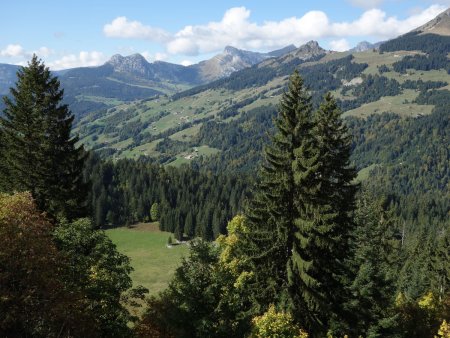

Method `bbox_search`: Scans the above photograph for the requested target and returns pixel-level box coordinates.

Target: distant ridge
[190,44,297,83]
[350,41,383,52]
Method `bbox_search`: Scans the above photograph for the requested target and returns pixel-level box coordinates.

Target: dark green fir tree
[288,93,358,334]
[241,70,313,312]
[241,75,358,336]
[0,55,87,219]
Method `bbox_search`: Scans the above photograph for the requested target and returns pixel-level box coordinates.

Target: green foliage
[0,55,87,219]
[0,192,96,337]
[193,104,275,172]
[349,193,402,337]
[251,305,308,338]
[378,31,450,75]
[53,217,148,337]
[241,71,314,314]
[393,54,450,73]
[151,202,160,221]
[137,239,253,337]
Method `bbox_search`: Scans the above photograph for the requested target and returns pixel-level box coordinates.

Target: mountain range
[0,43,302,117]
[1,8,449,142]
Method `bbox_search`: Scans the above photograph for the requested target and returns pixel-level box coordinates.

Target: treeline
[379,31,450,54]
[86,156,248,239]
[340,76,448,110]
[379,31,450,74]
[339,74,402,110]
[393,53,450,73]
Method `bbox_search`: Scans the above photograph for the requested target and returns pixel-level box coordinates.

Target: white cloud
[141,51,168,62]
[33,46,53,57]
[330,39,350,51]
[180,60,194,66]
[103,16,170,42]
[154,52,168,61]
[48,51,107,70]
[331,5,445,39]
[1,44,53,61]
[347,0,385,9]
[1,44,25,57]
[103,5,445,56]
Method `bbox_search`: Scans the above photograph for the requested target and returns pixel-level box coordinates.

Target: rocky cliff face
[107,53,151,77]
[106,54,198,83]
[292,40,326,59]
[264,40,328,67]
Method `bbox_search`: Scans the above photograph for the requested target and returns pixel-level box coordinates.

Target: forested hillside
[86,155,248,240]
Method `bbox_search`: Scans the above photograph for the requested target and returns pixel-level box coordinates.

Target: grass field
[355,163,380,182]
[342,89,434,118]
[106,222,188,295]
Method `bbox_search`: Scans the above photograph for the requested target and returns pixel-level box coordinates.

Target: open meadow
[106,222,188,295]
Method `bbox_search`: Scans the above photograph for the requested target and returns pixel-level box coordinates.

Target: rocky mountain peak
[108,54,125,66]
[292,40,326,60]
[106,53,150,76]
[223,46,241,54]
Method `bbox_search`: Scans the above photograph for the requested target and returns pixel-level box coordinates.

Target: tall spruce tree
[242,70,313,311]
[242,74,357,336]
[0,55,87,219]
[288,93,357,334]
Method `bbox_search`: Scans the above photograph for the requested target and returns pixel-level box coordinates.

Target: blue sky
[1,0,448,69]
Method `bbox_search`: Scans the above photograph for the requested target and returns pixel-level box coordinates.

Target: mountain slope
[413,7,450,36]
